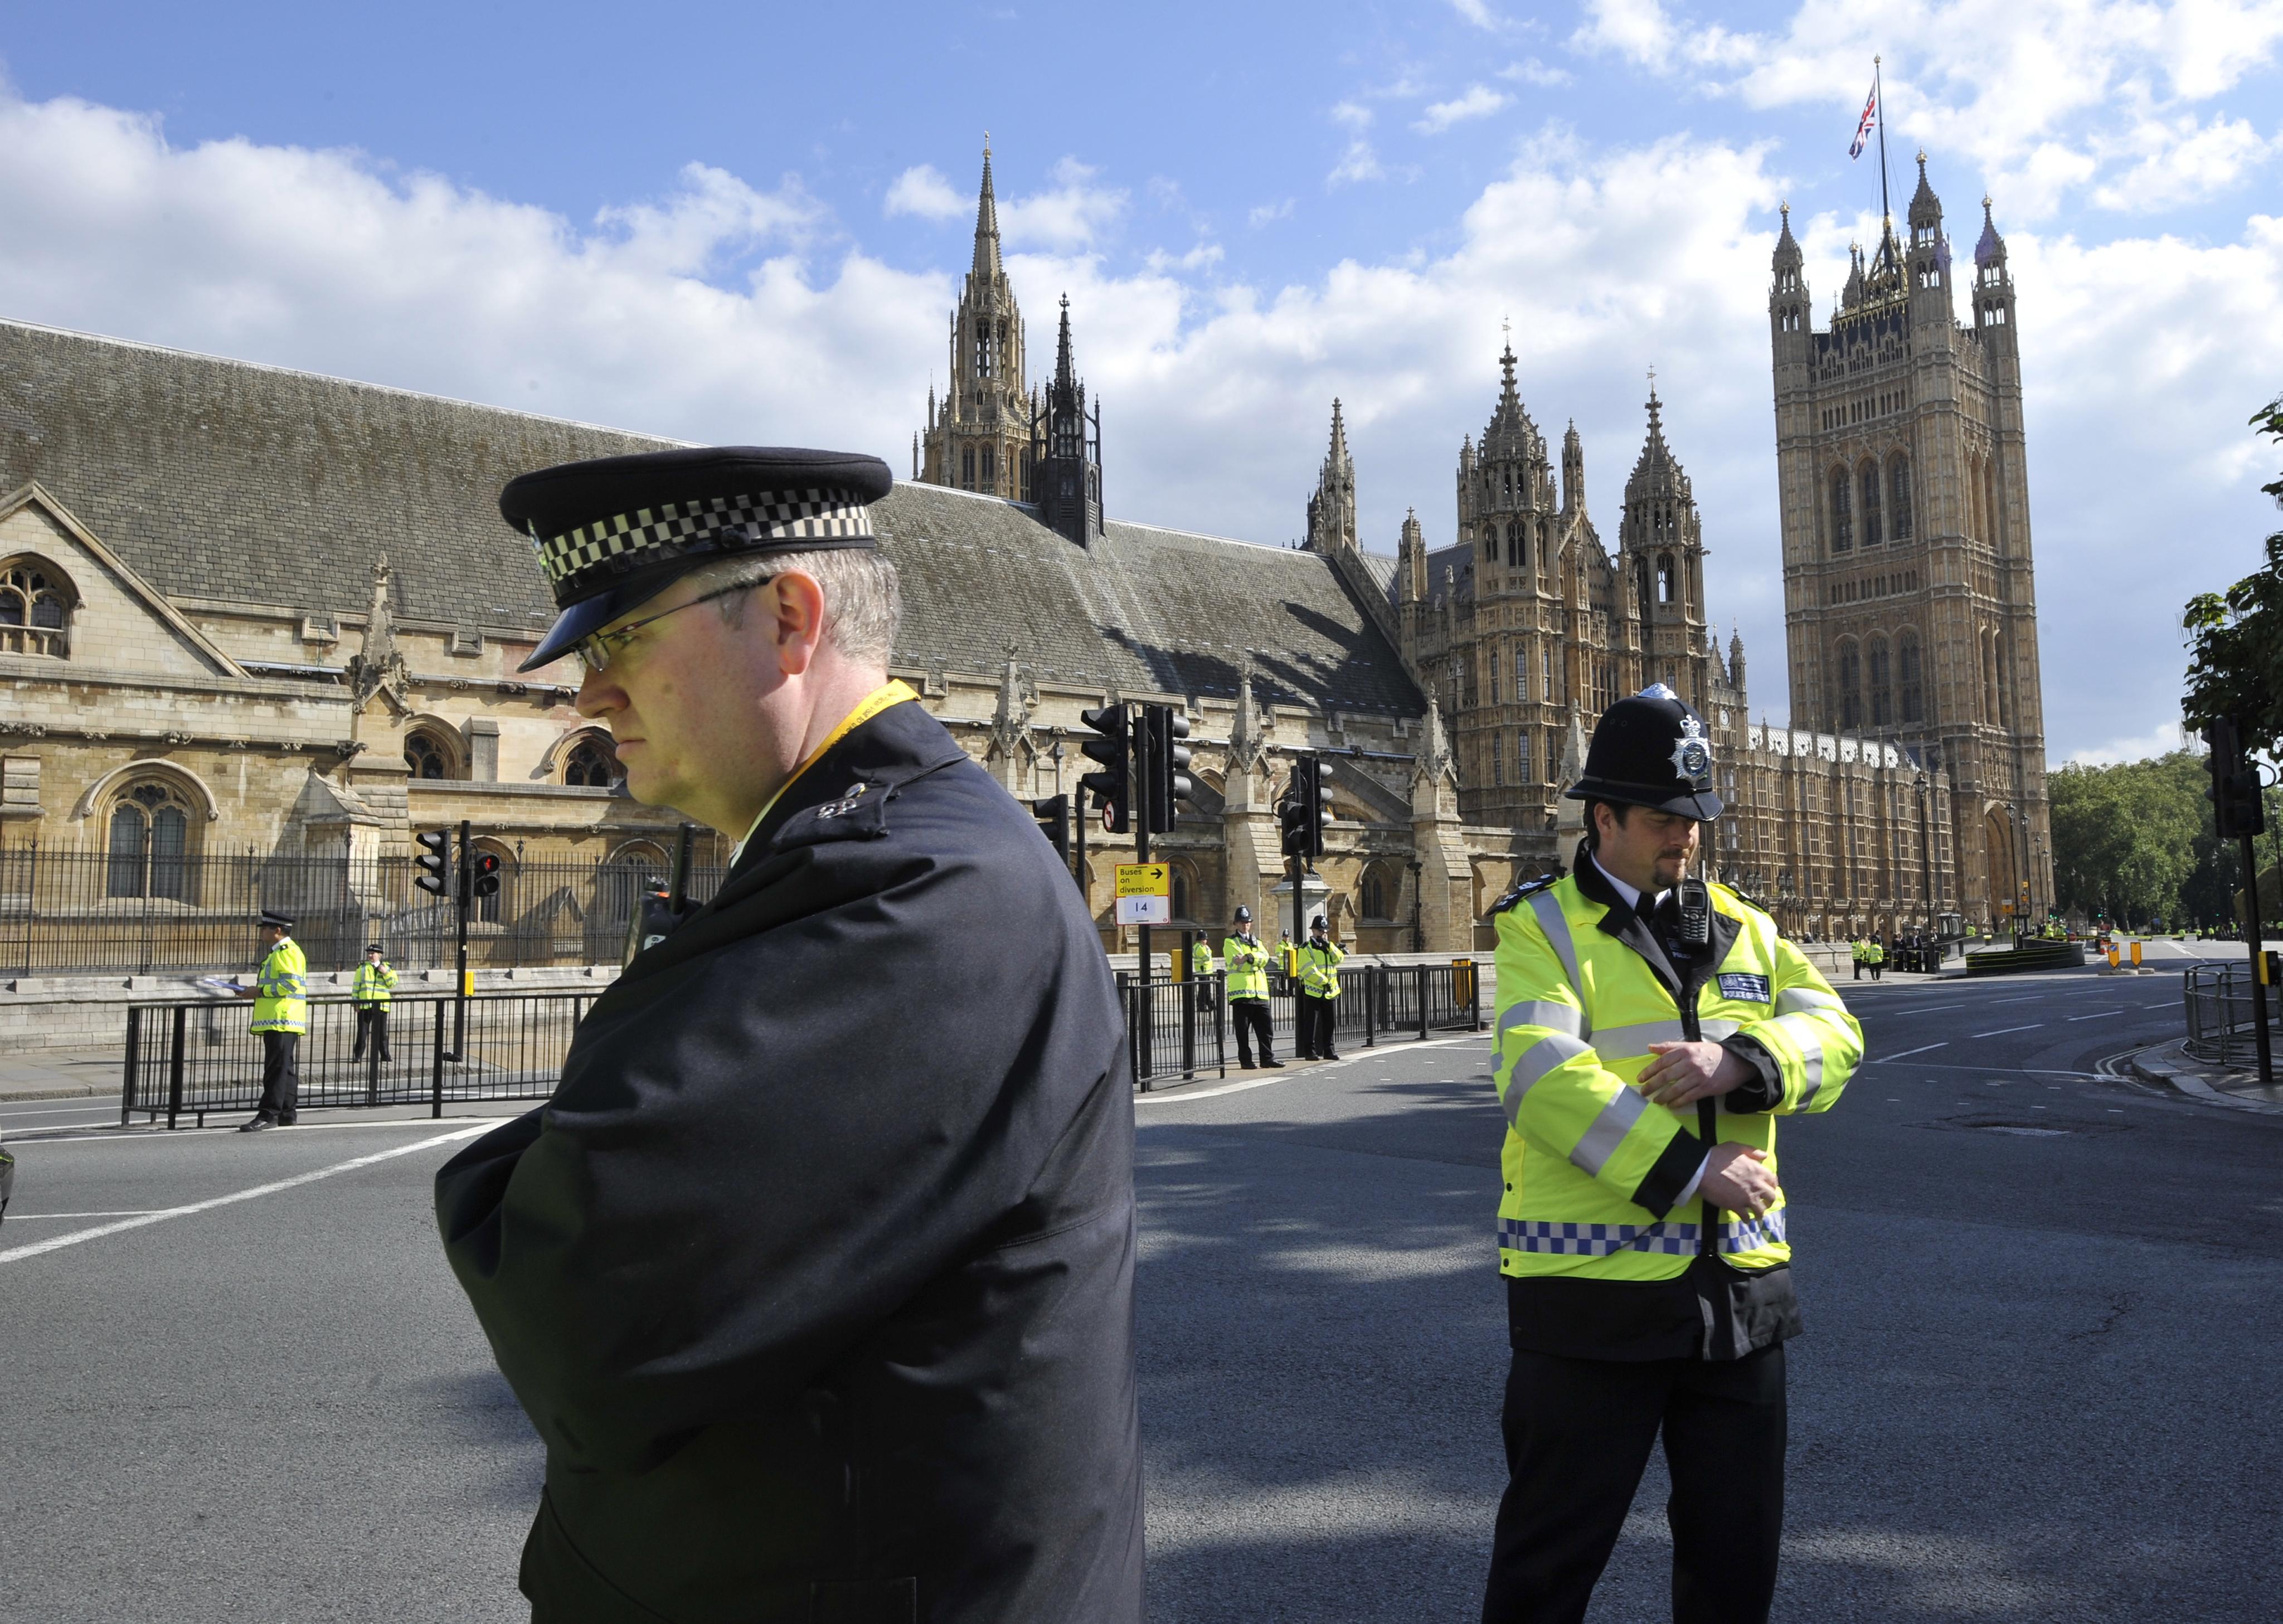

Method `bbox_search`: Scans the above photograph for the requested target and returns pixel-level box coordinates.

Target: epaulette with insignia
[1718,881,1772,916]
[1489,871,1564,915]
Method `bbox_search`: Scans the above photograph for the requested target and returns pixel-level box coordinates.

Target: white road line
[2141,1001,2174,1008]
[2067,1011,2122,1021]
[0,1103,125,1118]
[1971,1024,2043,1037]
[1989,996,2044,1005]
[0,1122,489,1266]
[1873,1043,1950,1062]
[1859,1001,1970,1014]
[2,1209,169,1220]
[1136,1034,1485,1103]
[18,1115,514,1146]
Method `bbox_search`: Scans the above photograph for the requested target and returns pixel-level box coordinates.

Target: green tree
[2183,394,2283,755]
[2051,753,2208,927]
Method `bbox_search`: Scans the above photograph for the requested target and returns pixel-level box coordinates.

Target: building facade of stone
[1769,155,2052,928]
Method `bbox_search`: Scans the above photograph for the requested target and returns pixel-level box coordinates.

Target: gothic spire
[1053,293,1076,391]
[973,137,1003,279]
[1973,193,2008,269]
[1328,397,1349,469]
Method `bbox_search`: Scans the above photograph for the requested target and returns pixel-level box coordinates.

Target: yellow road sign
[1114,863,1170,925]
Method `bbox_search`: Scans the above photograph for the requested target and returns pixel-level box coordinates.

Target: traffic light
[1077,703,1130,834]
[2205,716,2266,838]
[1031,794,1070,862]
[414,829,453,898]
[1279,754,1336,863]
[1302,753,1334,860]
[469,852,503,902]
[1142,704,1193,834]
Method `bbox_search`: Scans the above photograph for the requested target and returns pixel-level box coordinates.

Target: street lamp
[1913,771,1935,932]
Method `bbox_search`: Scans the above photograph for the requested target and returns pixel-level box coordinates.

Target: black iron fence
[2183,963,2282,1067]
[3,848,723,978]
[1119,960,1481,1090]
[120,993,587,1127]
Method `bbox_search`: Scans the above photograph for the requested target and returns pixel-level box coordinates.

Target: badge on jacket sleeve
[1717,971,1771,1004]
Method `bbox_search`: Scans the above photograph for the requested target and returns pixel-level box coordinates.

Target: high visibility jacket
[352,960,399,1007]
[1298,940,1345,998]
[1864,941,1884,965]
[1223,934,1271,999]
[1849,940,1865,964]
[1492,874,1860,1282]
[1190,939,1213,980]
[251,938,309,1035]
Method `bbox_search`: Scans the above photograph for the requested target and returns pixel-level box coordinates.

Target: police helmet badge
[1669,713,1714,790]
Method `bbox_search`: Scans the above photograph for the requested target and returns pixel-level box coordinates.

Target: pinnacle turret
[973,138,1003,279]
[1974,195,2007,269]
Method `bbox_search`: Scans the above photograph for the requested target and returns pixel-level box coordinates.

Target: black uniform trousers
[1296,993,1338,1059]
[255,1031,300,1125]
[1483,1340,1786,1624]
[1231,996,1274,1067]
[351,1006,392,1061]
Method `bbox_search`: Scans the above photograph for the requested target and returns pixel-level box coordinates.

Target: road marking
[0,1103,126,1118]
[1875,1042,1950,1061]
[1989,996,2044,1005]
[17,1115,516,1146]
[1971,1024,2043,1037]
[2,1209,169,1219]
[0,1122,490,1265]
[1858,1001,1970,1015]
[1137,1034,1486,1103]
[2067,1011,2122,1021]
[2141,1001,2173,1008]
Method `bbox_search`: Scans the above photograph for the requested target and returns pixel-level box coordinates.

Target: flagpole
[1874,54,1893,262]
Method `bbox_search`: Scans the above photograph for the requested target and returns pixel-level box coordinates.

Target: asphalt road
[3,962,2279,1621]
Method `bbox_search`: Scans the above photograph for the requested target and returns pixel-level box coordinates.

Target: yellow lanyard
[734,680,920,860]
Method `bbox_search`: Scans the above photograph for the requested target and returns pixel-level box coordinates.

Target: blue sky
[2,1,2280,763]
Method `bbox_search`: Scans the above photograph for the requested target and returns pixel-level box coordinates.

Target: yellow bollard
[2130,940,2142,968]
[2107,948,2120,969]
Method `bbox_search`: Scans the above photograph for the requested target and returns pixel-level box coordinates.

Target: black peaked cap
[499,446,892,541]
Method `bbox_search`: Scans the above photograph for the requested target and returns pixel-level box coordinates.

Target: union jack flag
[1849,81,1878,158]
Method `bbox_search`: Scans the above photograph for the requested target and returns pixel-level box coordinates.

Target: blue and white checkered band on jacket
[530,489,876,603]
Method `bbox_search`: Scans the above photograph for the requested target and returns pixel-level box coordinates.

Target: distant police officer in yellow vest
[349,942,397,1062]
[1221,906,1280,1069]
[1295,915,1346,1061]
[1190,932,1216,1015]
[235,910,307,1131]
[1481,685,1862,1624]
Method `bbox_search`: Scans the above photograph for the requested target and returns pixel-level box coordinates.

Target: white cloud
[1248,198,1296,227]
[2091,113,2276,211]
[2066,719,2185,766]
[1329,138,1386,185]
[1145,243,1225,273]
[1500,57,1574,87]
[1416,85,1512,133]
[882,163,966,221]
[999,156,1127,250]
[1331,100,1373,129]
[1449,0,1499,27]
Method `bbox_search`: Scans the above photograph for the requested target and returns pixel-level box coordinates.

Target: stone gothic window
[405,730,454,780]
[1858,460,1883,546]
[1888,454,1913,540]
[1867,636,1892,727]
[1515,730,1531,783]
[1492,732,1503,786]
[1898,630,1924,723]
[1508,521,1525,568]
[1543,643,1556,702]
[108,781,195,901]
[960,447,976,490]
[1837,639,1862,731]
[1514,645,1528,703]
[1656,554,1675,604]
[564,735,620,787]
[980,445,997,494]
[1829,468,1852,553]
[0,558,73,657]
[973,320,994,379]
[1019,446,1034,502]
[1361,867,1388,921]
[1488,649,1500,705]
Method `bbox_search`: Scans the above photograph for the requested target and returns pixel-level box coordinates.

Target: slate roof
[0,317,1422,718]
[878,487,1422,716]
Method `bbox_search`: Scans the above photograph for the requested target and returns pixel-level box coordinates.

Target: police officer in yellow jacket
[1221,906,1280,1069]
[1295,915,1347,1061]
[1481,686,1861,1624]
[235,909,307,1131]
[349,942,397,1062]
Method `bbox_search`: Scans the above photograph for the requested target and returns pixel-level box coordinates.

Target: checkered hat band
[533,490,875,596]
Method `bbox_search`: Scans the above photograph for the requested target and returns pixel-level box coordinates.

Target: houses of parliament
[0,142,2047,960]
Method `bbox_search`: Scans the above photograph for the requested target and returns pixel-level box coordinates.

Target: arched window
[1984,459,2000,552]
[1836,639,1862,731]
[1507,521,1525,569]
[1169,866,1192,924]
[1888,453,1913,540]
[405,730,454,780]
[1484,526,1497,562]
[563,734,620,787]
[1898,630,1924,723]
[1513,645,1528,703]
[1829,468,1853,553]
[106,781,195,901]
[1361,868,1387,922]
[0,558,74,657]
[1656,554,1675,604]
[1859,460,1883,547]
[1867,636,1892,727]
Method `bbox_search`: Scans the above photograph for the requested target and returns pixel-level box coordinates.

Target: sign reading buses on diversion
[1114,863,1170,926]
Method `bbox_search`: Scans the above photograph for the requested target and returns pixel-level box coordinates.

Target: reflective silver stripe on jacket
[1500,999,1583,1042]
[1496,1207,1788,1258]
[1503,1034,1592,1125]
[1527,891,1582,998]
[1775,986,1846,1016]
[1570,1086,1649,1175]
[1769,1011,1828,1103]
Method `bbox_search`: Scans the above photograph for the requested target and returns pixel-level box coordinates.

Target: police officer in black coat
[435,447,1143,1624]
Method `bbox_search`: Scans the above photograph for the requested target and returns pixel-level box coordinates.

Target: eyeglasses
[575,579,769,673]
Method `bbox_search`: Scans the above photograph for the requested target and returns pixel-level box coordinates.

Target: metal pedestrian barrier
[120,993,587,1128]
[2183,964,2282,1067]
[1118,960,1481,1092]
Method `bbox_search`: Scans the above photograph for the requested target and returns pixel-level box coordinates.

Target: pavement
[6,965,2283,1620]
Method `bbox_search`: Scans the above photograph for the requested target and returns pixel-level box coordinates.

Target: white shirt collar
[1591,854,1668,916]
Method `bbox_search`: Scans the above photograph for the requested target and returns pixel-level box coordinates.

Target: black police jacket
[436,699,1143,1624]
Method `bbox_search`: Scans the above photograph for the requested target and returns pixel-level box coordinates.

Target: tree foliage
[2183,395,2283,754]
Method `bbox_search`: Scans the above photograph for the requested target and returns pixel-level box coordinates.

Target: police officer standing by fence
[434,446,1141,1623]
[1481,685,1862,1624]
[1295,915,1345,1062]
[234,910,305,1131]
[349,942,396,1062]
[1222,906,1280,1069]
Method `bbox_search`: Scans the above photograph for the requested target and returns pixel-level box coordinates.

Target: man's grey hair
[685,548,902,666]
